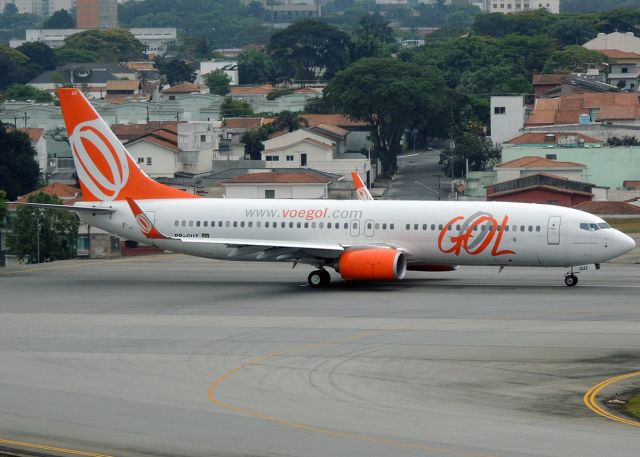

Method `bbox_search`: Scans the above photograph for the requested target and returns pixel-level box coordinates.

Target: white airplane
[19,89,636,287]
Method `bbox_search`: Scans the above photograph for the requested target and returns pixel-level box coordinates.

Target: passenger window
[414,224,419,230]
[233,221,238,228]
[367,223,372,229]
[304,222,309,228]
[536,226,540,232]
[218,221,223,227]
[448,225,452,231]
[456,224,461,231]
[311,222,316,228]
[181,220,186,227]
[390,224,395,230]
[431,224,435,230]
[336,224,340,229]
[297,222,301,228]
[281,222,286,228]
[196,221,201,227]
[248,222,252,228]
[382,223,387,230]
[189,221,193,227]
[344,223,348,229]
[226,221,230,227]
[289,222,293,228]
[327,222,332,228]
[240,221,245,228]
[203,221,208,227]
[520,226,525,232]
[265,222,270,228]
[423,224,427,230]
[438,224,443,230]
[480,225,485,231]
[406,224,410,230]
[375,223,380,229]
[512,225,516,232]
[256,222,261,228]
[528,226,533,232]
[505,225,509,232]
[174,220,179,227]
[319,222,323,228]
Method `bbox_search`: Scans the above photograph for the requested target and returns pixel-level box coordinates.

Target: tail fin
[58,88,198,202]
[351,171,373,201]
[126,198,171,240]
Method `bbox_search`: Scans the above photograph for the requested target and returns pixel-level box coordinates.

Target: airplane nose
[615,231,636,256]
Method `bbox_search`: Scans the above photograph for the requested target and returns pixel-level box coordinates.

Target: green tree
[325,58,446,176]
[441,122,502,178]
[0,189,6,229]
[3,3,18,15]
[219,97,254,118]
[8,192,79,264]
[543,46,607,73]
[268,19,351,80]
[2,84,54,103]
[54,47,98,64]
[43,9,75,29]
[241,127,269,160]
[273,110,301,132]
[156,58,196,85]
[205,69,231,96]
[58,29,145,62]
[0,124,40,200]
[16,42,57,71]
[238,49,274,84]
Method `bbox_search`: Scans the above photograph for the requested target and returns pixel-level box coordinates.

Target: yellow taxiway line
[584,371,640,427]
[0,438,113,457]
[208,330,498,457]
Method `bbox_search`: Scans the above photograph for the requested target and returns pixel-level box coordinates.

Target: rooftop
[161,82,202,94]
[597,49,640,59]
[17,182,81,202]
[505,132,601,145]
[112,122,177,141]
[105,80,141,92]
[496,156,586,169]
[300,114,367,129]
[224,171,331,184]
[526,93,640,126]
[574,201,640,215]
[221,117,273,129]
[16,127,45,142]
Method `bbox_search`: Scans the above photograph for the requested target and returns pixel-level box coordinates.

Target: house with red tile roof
[495,156,587,183]
[487,173,594,207]
[222,171,332,199]
[574,201,640,216]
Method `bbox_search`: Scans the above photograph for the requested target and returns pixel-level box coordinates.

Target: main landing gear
[308,269,331,288]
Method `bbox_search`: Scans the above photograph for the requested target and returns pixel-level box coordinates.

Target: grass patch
[605,218,640,234]
[627,392,640,418]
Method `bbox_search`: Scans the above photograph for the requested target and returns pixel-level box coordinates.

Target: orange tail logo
[351,171,373,201]
[58,88,198,202]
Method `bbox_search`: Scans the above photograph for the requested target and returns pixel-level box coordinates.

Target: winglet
[126,198,170,240]
[351,171,373,201]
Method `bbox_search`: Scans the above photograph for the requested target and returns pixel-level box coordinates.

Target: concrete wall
[224,183,327,199]
[502,146,640,190]
[262,141,332,166]
[490,96,525,145]
[126,141,176,178]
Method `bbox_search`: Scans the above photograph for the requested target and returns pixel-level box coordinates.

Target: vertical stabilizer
[58,88,198,202]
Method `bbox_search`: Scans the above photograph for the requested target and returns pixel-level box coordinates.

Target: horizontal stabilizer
[11,202,115,214]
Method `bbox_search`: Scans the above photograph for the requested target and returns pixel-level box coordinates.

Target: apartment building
[489,0,559,14]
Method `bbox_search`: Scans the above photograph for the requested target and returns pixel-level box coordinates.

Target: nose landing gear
[564,274,578,287]
[308,269,331,288]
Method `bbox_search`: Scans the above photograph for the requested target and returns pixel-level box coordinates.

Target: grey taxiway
[1,255,639,457]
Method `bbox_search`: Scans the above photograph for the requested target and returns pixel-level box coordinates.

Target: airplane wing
[125,198,347,259]
[11,202,115,214]
[351,171,373,201]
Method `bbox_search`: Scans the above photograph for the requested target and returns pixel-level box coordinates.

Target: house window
[286,155,294,161]
[265,189,275,199]
[146,157,152,165]
[137,157,144,163]
[265,155,279,161]
[200,134,207,142]
[494,106,506,114]
[622,67,629,73]
[169,95,175,100]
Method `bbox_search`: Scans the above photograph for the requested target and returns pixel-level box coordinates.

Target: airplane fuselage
[77,198,632,269]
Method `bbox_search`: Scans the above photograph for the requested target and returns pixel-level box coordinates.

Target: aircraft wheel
[308,270,330,288]
[564,274,578,287]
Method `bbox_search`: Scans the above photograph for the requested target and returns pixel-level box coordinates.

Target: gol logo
[69,119,130,201]
[356,187,371,200]
[438,212,515,257]
[135,213,153,234]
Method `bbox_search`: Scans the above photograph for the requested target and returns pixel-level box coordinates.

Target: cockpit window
[597,222,610,229]
[580,223,601,231]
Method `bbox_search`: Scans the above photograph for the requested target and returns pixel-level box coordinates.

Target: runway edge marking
[0,438,113,457]
[584,371,640,427]
[207,330,498,457]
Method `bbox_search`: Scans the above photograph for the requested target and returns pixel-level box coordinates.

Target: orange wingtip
[126,198,170,240]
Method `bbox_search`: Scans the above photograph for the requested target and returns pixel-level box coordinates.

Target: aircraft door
[364,219,375,237]
[350,219,360,237]
[547,216,561,245]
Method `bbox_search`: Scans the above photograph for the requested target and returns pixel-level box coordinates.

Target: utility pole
[35,213,40,264]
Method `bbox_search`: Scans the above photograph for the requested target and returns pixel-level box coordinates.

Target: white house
[261,129,370,178]
[125,129,180,179]
[490,96,525,145]
[488,0,559,14]
[222,171,331,199]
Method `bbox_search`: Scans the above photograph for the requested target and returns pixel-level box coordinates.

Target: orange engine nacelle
[338,249,407,281]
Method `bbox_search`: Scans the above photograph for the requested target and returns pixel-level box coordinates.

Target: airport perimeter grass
[627,393,640,418]
[606,218,640,234]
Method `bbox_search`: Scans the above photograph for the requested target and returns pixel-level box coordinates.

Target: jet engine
[338,248,407,281]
